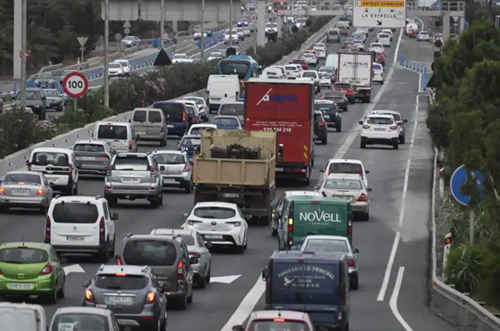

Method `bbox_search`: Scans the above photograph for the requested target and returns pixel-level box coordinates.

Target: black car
[314,111,328,145]
[13,88,46,120]
[314,100,342,132]
[322,91,349,112]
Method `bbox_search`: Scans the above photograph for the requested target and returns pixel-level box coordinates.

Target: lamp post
[104,0,110,107]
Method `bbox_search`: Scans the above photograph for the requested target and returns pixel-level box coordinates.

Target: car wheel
[160,138,166,147]
[39,205,48,215]
[106,195,118,207]
[177,293,188,310]
[187,288,193,304]
[56,278,65,298]
[321,137,327,145]
[350,275,359,290]
[150,194,162,208]
[399,135,405,144]
[108,234,116,257]
[360,141,366,149]
[336,124,342,132]
[98,242,109,263]
[198,272,207,289]
[393,142,399,150]
[185,180,193,193]
[205,266,211,284]
[364,212,370,221]
[43,289,57,304]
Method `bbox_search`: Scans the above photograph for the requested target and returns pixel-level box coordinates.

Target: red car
[332,82,355,104]
[306,50,319,58]
[375,51,385,66]
[289,59,308,70]
[341,42,353,49]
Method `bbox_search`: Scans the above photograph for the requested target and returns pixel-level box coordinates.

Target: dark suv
[116,233,197,309]
[13,88,47,119]
[81,264,168,330]
[314,111,328,145]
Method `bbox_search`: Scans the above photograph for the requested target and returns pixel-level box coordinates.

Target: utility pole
[160,0,165,49]
[229,0,233,47]
[104,0,110,107]
[20,0,27,108]
[200,0,205,60]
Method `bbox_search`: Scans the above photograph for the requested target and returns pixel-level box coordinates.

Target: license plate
[167,125,174,128]
[11,188,30,195]
[223,193,239,198]
[108,296,133,303]
[45,176,59,183]
[79,156,96,160]
[204,234,223,239]
[374,128,386,131]
[8,283,34,290]
[163,178,176,183]
[323,115,330,119]
[276,168,284,172]
[136,131,146,135]
[122,177,139,182]
[66,236,85,241]
[334,196,351,201]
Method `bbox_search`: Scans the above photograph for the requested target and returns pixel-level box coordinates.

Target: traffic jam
[0,14,412,331]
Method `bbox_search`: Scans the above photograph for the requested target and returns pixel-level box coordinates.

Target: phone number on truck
[262,127,292,133]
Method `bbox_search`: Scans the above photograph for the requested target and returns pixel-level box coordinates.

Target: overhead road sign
[353,0,406,28]
[450,165,485,206]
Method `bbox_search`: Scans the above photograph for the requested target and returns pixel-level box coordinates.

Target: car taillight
[358,193,368,202]
[0,188,5,195]
[106,165,115,176]
[348,219,352,234]
[389,125,398,130]
[36,189,44,195]
[85,289,93,302]
[177,260,185,280]
[98,154,110,159]
[348,88,354,92]
[183,162,190,172]
[45,216,51,239]
[319,121,326,126]
[40,264,53,275]
[150,166,155,173]
[347,258,355,267]
[128,140,133,151]
[190,252,201,258]
[362,125,370,129]
[342,98,347,102]
[146,291,155,303]
[68,164,73,175]
[359,171,363,178]
[99,217,105,241]
[288,218,294,246]
[115,255,123,265]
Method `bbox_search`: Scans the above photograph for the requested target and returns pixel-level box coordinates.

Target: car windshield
[213,117,239,127]
[3,173,41,184]
[117,61,128,67]
[303,239,349,252]
[51,314,109,331]
[97,125,128,140]
[373,64,383,70]
[315,103,336,112]
[302,72,316,78]
[123,240,177,266]
[324,178,363,190]
[184,97,205,105]
[158,234,195,245]
[52,203,99,224]
[0,248,49,264]
[193,207,236,219]
[38,73,53,79]
[44,90,58,97]
[285,65,298,71]
[94,274,148,290]
[367,117,393,124]
[320,68,333,73]
[180,137,201,147]
[109,63,120,68]
[379,34,389,38]
[328,162,362,175]
[174,54,187,59]
[153,153,185,164]
[32,152,69,166]
[24,91,41,100]
[113,155,149,171]
[73,144,106,152]
[302,54,313,58]
[248,320,310,331]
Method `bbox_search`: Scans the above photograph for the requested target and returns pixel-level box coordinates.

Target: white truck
[337,51,373,103]
[0,302,46,331]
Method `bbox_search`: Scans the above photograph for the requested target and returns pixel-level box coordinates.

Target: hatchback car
[150,228,213,288]
[321,91,348,112]
[0,242,65,303]
[370,110,408,144]
[332,82,355,103]
[50,307,126,331]
[314,99,342,132]
[0,171,54,214]
[104,153,163,208]
[177,135,201,164]
[218,102,244,123]
[183,96,209,121]
[73,140,114,177]
[320,158,370,189]
[212,115,242,130]
[151,150,193,193]
[326,28,341,42]
[81,265,168,327]
[115,234,196,309]
[313,111,328,145]
[43,89,64,112]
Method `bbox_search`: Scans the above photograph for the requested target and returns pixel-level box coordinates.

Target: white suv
[359,114,399,149]
[44,195,118,262]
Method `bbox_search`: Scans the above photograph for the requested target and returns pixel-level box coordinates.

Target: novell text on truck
[337,51,373,103]
[244,79,315,185]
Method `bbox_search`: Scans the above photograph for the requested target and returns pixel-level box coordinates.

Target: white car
[193,31,208,40]
[313,47,326,59]
[265,22,278,35]
[224,30,240,44]
[263,70,280,79]
[370,110,408,144]
[207,51,224,62]
[108,62,124,76]
[368,42,384,53]
[359,114,400,149]
[301,53,317,66]
[300,70,320,92]
[319,158,369,189]
[319,72,331,88]
[337,21,350,29]
[172,53,194,64]
[182,202,249,253]
[352,40,365,51]
[187,123,217,136]
[183,96,209,121]
[373,63,384,84]
[417,31,431,42]
[268,66,287,78]
[285,64,302,79]
[45,195,118,261]
[114,59,131,75]
[380,28,393,41]
[235,28,246,41]
[377,33,391,47]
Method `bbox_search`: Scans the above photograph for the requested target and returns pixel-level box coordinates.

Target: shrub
[444,243,487,293]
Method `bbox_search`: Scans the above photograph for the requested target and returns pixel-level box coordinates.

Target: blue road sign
[450,165,485,206]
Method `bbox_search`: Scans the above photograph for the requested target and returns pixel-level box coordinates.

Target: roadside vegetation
[428,18,500,309]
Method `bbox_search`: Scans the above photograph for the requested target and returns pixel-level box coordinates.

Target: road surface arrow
[64,264,85,276]
[377,20,382,25]
[210,275,242,284]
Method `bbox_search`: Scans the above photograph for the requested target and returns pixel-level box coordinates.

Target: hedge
[0,16,331,160]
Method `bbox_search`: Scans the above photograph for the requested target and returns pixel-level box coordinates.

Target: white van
[27,147,79,195]
[0,303,46,331]
[325,53,339,70]
[93,121,137,153]
[206,75,240,113]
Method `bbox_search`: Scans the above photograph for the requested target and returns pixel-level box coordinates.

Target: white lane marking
[376,94,420,302]
[393,28,404,66]
[211,275,242,284]
[389,267,414,331]
[64,264,85,276]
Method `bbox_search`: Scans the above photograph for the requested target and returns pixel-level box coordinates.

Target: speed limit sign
[63,72,89,98]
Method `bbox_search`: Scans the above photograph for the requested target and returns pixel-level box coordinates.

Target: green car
[0,242,65,303]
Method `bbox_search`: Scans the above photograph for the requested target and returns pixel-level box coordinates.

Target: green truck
[278,196,352,250]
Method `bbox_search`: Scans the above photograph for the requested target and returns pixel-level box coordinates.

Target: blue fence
[399,54,429,91]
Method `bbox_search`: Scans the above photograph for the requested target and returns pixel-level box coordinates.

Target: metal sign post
[77,37,88,68]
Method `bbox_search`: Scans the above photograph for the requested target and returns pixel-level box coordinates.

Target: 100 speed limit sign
[63,72,89,98]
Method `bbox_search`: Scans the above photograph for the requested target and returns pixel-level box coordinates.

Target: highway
[0,22,456,331]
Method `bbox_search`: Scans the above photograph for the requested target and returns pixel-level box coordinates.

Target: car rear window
[73,144,105,152]
[152,153,185,164]
[3,173,41,184]
[94,274,148,290]
[213,117,239,128]
[113,155,149,171]
[303,239,349,253]
[123,240,177,266]
[97,124,128,140]
[0,248,48,263]
[248,320,310,331]
[329,30,338,35]
[334,83,351,88]
[367,117,393,124]
[373,64,383,70]
[32,152,69,166]
[153,102,184,122]
[133,110,147,122]
[148,111,162,123]
[51,314,109,331]
[379,113,401,121]
[324,178,363,189]
[52,203,99,224]
[219,103,243,116]
[328,162,362,175]
[193,207,236,219]
[379,34,389,38]
[314,103,337,112]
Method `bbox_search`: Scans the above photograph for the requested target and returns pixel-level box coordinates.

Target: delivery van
[206,75,240,113]
[0,302,47,331]
[278,196,352,250]
[262,251,350,331]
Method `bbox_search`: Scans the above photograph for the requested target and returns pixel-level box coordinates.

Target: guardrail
[431,148,500,330]
[0,17,336,179]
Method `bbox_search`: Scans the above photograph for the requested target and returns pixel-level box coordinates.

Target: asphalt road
[0,23,455,331]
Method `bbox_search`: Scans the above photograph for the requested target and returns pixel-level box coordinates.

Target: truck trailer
[337,51,373,103]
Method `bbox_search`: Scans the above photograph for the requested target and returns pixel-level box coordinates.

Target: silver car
[151,150,193,193]
[43,88,64,112]
[150,228,213,288]
[183,96,209,121]
[50,307,132,331]
[104,153,163,208]
[73,139,114,176]
[218,101,244,123]
[0,171,54,214]
[300,235,360,289]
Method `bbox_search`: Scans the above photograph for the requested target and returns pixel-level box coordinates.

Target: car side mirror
[358,120,363,124]
[189,256,199,264]
[354,248,360,253]
[111,150,117,155]
[319,168,325,173]
[161,282,169,292]
[206,241,213,249]
[232,326,244,331]
[365,170,370,174]
[262,268,269,280]
[128,119,131,123]
[112,213,119,221]
[82,280,91,287]
[367,187,373,192]
[183,212,189,217]
[403,119,408,123]
[26,160,30,166]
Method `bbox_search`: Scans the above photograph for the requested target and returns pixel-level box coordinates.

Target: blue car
[178,135,201,164]
[211,115,242,130]
[314,100,342,132]
[152,101,189,136]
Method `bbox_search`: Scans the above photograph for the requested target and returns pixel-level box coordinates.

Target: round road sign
[63,72,89,98]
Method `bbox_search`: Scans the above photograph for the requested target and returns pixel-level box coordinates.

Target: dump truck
[193,129,277,224]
